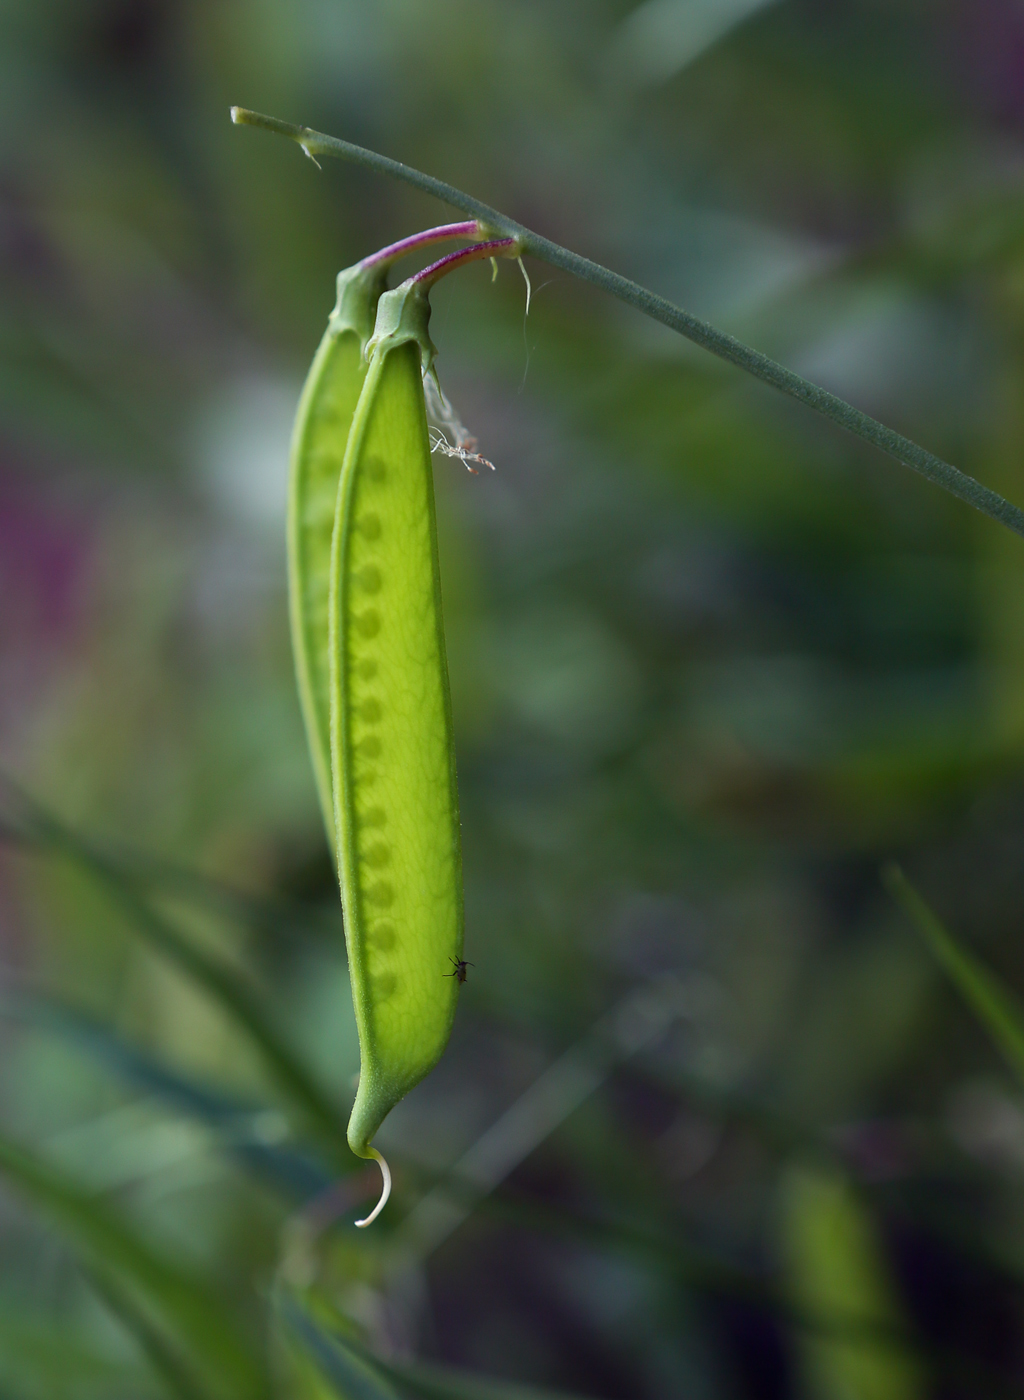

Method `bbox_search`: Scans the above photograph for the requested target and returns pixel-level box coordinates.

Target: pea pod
[329,281,463,1215]
[288,262,386,848]
[288,224,478,850]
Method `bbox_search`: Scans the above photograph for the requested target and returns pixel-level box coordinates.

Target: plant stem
[360,221,479,270]
[231,106,1024,542]
[413,238,518,287]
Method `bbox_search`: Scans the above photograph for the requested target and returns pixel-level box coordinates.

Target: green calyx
[364,279,437,378]
[327,261,390,353]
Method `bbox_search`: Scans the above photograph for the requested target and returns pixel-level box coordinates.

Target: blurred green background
[3,1,1024,1396]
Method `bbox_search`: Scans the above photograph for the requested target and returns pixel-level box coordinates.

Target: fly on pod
[288,230,520,1225]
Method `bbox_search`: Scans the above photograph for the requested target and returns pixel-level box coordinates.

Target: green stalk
[231,106,1024,543]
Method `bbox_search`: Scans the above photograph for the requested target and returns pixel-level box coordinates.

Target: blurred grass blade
[0,768,339,945]
[0,1311,148,1397]
[0,1130,266,1399]
[278,1293,598,1400]
[3,993,334,1201]
[393,980,678,1261]
[884,864,1024,1086]
[609,0,781,88]
[277,1292,403,1400]
[388,1359,600,1400]
[779,1163,926,1400]
[0,778,345,1151]
[85,1266,216,1400]
[74,873,343,1151]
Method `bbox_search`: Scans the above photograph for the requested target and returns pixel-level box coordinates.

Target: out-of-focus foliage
[779,1164,924,1400]
[2,0,1024,1395]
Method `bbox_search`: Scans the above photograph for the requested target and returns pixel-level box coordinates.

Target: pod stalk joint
[365,238,522,378]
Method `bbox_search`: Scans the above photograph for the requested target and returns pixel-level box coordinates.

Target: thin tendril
[354,1150,392,1228]
[230,107,1024,543]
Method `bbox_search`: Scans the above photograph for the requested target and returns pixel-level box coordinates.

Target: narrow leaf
[0,1130,266,1399]
[277,1293,403,1400]
[278,1295,598,1400]
[884,864,1024,1087]
[0,1311,147,1400]
[779,1163,925,1400]
[4,993,334,1201]
[85,1266,216,1400]
[89,875,342,1150]
[1,782,345,1152]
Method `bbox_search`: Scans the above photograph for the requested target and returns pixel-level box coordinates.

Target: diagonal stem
[231,106,1024,542]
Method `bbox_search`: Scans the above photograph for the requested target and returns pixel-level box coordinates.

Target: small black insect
[444,957,474,984]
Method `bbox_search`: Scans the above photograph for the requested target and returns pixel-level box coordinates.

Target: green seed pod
[288,224,479,854]
[288,262,387,851]
[329,280,462,1212]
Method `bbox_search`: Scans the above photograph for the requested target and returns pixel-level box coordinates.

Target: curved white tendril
[518,256,532,315]
[354,1150,391,1228]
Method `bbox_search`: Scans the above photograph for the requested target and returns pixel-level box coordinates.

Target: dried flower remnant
[424,372,495,474]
